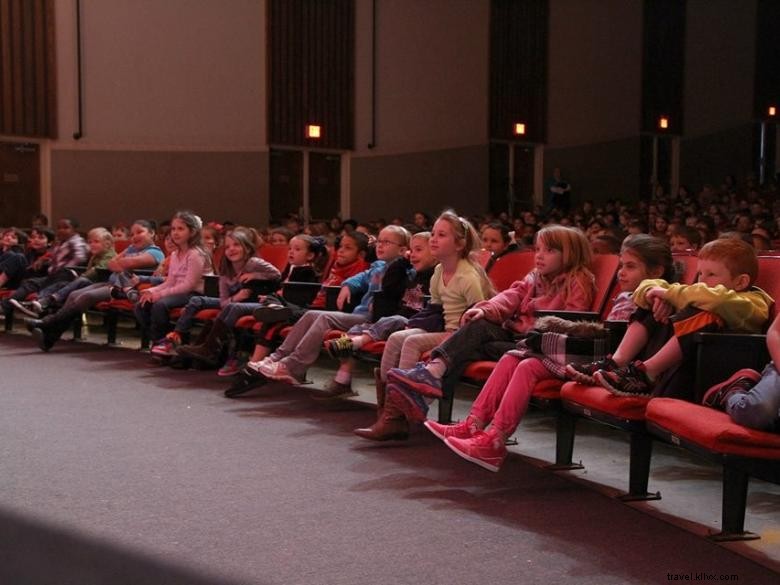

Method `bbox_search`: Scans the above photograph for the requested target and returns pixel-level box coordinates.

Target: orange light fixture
[306,124,321,139]
[769,106,777,117]
[513,122,526,136]
[659,116,669,130]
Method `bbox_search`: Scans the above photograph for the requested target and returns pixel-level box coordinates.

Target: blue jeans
[174,295,222,334]
[726,363,780,432]
[49,276,94,306]
[134,293,193,342]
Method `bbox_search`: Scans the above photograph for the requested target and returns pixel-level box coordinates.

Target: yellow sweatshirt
[632,279,774,333]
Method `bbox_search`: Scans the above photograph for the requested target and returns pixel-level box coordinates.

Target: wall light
[658,116,669,130]
[513,123,526,136]
[769,106,777,117]
[306,124,322,139]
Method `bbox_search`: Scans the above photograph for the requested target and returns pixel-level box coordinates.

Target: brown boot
[176,319,230,367]
[374,367,386,411]
[354,402,409,441]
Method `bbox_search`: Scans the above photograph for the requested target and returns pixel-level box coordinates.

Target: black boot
[176,319,230,367]
[224,370,267,398]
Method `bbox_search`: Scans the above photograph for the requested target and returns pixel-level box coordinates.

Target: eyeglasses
[376,239,403,247]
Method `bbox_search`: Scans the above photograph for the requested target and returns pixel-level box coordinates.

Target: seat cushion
[646,398,780,459]
[462,360,496,382]
[560,381,650,421]
[234,315,256,329]
[360,340,386,355]
[531,378,564,400]
[192,308,220,321]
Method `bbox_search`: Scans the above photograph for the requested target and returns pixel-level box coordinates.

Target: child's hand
[651,297,674,324]
[107,257,124,272]
[138,290,154,306]
[644,286,668,303]
[129,275,140,287]
[461,307,485,324]
[336,286,351,310]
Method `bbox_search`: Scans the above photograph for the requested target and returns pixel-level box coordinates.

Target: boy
[668,225,701,253]
[702,313,780,432]
[590,238,772,399]
[3,218,88,315]
[248,225,411,395]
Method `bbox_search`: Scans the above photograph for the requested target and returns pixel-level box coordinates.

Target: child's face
[28,231,49,251]
[429,219,463,261]
[2,230,18,248]
[335,235,362,266]
[288,237,314,265]
[130,224,154,248]
[224,235,246,264]
[169,218,192,249]
[617,250,656,293]
[112,228,129,241]
[202,230,218,252]
[480,228,507,254]
[56,219,75,242]
[375,228,406,261]
[409,236,435,272]
[697,258,746,291]
[669,235,693,253]
[88,236,108,255]
[270,232,289,246]
[534,238,563,277]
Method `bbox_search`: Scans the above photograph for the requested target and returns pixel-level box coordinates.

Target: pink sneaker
[257,359,304,385]
[424,418,478,442]
[445,430,507,472]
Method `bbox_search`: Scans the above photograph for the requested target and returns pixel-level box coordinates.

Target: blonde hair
[87,227,114,251]
[535,224,594,304]
[411,231,431,244]
[381,224,412,247]
[436,210,495,297]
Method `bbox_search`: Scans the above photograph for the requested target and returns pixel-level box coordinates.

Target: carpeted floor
[1,334,778,585]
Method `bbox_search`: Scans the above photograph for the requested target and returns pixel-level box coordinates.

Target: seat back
[756,255,780,321]
[114,239,132,254]
[258,244,289,272]
[672,252,699,285]
[486,250,535,292]
[476,249,493,268]
[590,253,620,314]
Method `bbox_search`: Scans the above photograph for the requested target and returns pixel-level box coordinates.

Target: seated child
[586,238,772,399]
[702,312,780,433]
[481,222,521,271]
[0,228,29,289]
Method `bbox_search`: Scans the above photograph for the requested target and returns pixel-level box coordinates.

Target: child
[481,222,520,271]
[201,223,222,254]
[112,224,130,242]
[25,220,165,351]
[150,226,281,359]
[669,225,701,253]
[134,211,212,347]
[590,238,772,399]
[15,227,117,318]
[702,313,780,433]
[224,232,370,397]
[352,213,495,441]
[386,225,596,409]
[250,226,411,388]
[268,227,294,247]
[4,218,88,315]
[0,228,28,289]
[176,234,327,369]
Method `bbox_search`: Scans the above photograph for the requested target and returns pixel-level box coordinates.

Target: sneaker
[424,418,478,442]
[594,360,654,397]
[312,379,357,401]
[565,357,619,385]
[387,362,443,399]
[257,359,304,385]
[224,371,267,398]
[245,356,272,374]
[385,384,429,423]
[150,333,181,357]
[325,335,354,359]
[445,430,507,472]
[9,299,43,318]
[702,368,761,410]
[217,354,248,377]
[252,303,293,324]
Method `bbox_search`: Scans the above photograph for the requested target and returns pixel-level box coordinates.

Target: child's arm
[238,257,282,283]
[474,273,533,324]
[146,251,208,301]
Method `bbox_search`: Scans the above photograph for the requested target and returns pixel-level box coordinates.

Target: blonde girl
[384,225,596,455]
[134,211,212,345]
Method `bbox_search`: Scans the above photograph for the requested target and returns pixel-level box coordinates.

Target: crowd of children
[1,175,779,473]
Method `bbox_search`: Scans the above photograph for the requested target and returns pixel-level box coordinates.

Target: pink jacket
[474,269,595,334]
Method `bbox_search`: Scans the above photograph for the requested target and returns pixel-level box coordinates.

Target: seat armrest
[324,286,358,313]
[281,281,322,307]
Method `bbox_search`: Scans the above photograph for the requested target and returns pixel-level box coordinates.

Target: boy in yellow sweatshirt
[591,238,773,398]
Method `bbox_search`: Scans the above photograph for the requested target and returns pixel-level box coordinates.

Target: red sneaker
[445,430,507,472]
[424,418,478,442]
[702,368,761,410]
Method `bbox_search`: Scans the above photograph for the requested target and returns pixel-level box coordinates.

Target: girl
[26,220,165,351]
[150,226,281,358]
[134,211,212,348]
[425,235,674,471]
[352,213,495,441]
[176,233,327,370]
[224,231,370,396]
[385,225,596,434]
[481,222,520,271]
[0,228,28,289]
[201,223,222,254]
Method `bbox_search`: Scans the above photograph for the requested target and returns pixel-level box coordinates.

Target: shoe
[385,384,429,423]
[702,368,761,410]
[594,360,654,397]
[24,318,44,333]
[30,327,54,352]
[325,335,354,359]
[245,356,272,374]
[387,362,443,399]
[424,418,478,442]
[312,379,358,401]
[257,360,304,385]
[445,430,507,472]
[353,412,410,441]
[565,357,619,385]
[217,354,248,377]
[109,286,127,300]
[9,299,42,318]
[252,303,293,324]
[224,371,267,398]
[150,333,180,357]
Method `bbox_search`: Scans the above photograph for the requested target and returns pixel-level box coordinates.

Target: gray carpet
[1,335,777,585]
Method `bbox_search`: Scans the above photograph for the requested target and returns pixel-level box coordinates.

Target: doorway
[489,142,536,217]
[0,142,40,227]
[269,148,342,223]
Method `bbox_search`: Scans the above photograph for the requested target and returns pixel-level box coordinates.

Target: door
[0,142,40,227]
[308,152,340,220]
[269,149,303,221]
